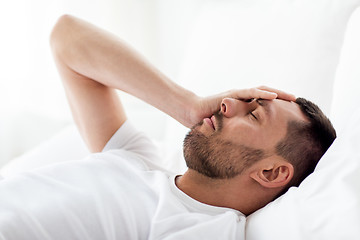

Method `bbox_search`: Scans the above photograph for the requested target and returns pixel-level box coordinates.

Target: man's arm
[50,15,295,152]
[50,15,198,152]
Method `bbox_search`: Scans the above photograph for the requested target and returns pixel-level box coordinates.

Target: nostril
[221,103,226,113]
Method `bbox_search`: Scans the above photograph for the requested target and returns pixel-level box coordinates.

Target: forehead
[252,99,307,149]
[268,99,306,123]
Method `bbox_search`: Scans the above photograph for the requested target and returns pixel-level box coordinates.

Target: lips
[204,117,215,130]
[211,115,216,129]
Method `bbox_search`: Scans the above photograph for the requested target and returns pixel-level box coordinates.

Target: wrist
[171,87,200,128]
[182,93,202,128]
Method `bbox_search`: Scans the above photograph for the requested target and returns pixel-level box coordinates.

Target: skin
[183,98,308,179]
[198,98,306,150]
[50,15,298,216]
[178,98,308,215]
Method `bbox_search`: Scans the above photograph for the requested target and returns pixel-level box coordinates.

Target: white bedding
[2,0,360,239]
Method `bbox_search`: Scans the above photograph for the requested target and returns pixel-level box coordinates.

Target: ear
[250,161,294,188]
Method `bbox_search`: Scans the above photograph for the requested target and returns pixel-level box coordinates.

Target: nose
[220,98,255,118]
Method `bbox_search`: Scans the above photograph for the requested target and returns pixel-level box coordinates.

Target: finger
[257,86,296,101]
[232,88,277,100]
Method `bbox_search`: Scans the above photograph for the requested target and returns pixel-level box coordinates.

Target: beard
[183,113,266,179]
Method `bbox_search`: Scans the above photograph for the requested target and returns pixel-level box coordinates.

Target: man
[0,15,335,239]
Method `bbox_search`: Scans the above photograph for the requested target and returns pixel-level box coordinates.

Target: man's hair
[275,97,336,189]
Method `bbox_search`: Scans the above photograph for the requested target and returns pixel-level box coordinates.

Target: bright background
[1,0,360,167]
[0,0,206,166]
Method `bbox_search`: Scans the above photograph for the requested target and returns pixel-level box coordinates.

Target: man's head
[274,98,336,190]
[183,97,336,200]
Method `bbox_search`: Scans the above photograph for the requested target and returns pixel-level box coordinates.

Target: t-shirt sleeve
[101,120,161,166]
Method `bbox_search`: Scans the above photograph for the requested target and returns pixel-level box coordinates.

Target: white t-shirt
[0,121,246,240]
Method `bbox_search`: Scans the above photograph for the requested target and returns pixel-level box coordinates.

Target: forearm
[50,15,198,127]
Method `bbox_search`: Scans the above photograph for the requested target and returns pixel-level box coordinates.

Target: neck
[176,169,263,215]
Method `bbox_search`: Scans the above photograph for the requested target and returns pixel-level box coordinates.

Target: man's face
[183,98,307,179]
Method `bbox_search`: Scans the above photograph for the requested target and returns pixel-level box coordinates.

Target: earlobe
[250,163,294,188]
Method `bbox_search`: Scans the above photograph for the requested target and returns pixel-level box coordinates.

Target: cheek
[221,122,257,142]
[249,133,271,149]
[221,123,276,150]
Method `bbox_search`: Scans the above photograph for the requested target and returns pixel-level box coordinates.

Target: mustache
[213,111,223,131]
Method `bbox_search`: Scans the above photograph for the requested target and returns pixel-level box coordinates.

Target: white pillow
[246,106,360,240]
[331,7,360,130]
[178,0,359,114]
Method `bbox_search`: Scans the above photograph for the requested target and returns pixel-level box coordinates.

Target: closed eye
[250,111,257,120]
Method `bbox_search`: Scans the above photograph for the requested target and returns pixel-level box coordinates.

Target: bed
[2,1,360,239]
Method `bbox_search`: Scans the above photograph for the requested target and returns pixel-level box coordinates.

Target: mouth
[211,115,216,129]
[204,116,215,130]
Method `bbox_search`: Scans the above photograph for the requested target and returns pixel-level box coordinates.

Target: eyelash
[250,111,257,120]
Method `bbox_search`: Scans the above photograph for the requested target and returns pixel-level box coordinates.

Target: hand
[184,86,296,128]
